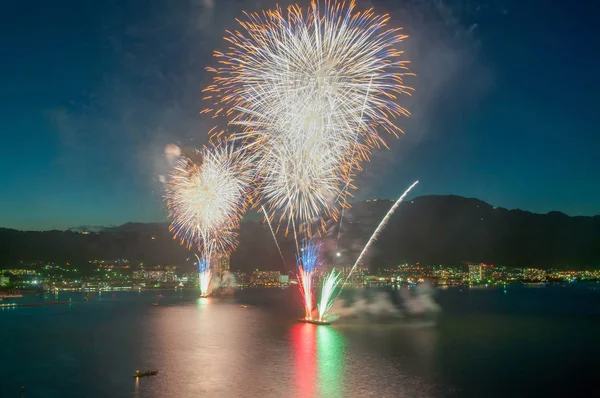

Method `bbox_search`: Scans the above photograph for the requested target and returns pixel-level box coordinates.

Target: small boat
[151,302,159,307]
[132,370,158,378]
[1,294,23,299]
[241,305,248,309]
[83,292,95,301]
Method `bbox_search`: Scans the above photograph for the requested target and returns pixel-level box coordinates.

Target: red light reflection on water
[291,323,317,398]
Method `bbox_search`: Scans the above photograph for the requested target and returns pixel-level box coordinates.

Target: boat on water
[241,305,248,309]
[1,294,23,298]
[297,318,331,325]
[83,292,95,301]
[132,370,158,378]
[152,302,160,306]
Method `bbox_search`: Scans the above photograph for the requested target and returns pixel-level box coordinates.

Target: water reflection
[291,324,317,397]
[337,322,439,377]
[317,327,345,398]
[196,297,210,307]
[291,324,347,398]
[1,290,444,397]
[133,377,140,398]
[148,296,258,396]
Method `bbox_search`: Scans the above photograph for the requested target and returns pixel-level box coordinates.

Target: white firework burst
[165,143,254,255]
[204,0,412,234]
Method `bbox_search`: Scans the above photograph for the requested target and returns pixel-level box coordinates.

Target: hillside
[1,195,598,271]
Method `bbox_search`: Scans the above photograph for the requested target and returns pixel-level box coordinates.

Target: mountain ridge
[1,195,599,271]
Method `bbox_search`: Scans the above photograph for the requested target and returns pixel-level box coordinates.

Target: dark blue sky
[1,0,598,230]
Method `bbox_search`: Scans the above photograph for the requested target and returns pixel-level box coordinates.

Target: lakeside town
[2,257,599,294]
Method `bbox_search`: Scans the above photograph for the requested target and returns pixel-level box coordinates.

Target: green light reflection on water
[196,297,210,308]
[317,327,345,398]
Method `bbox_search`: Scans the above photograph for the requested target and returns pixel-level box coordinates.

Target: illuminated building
[523,268,546,282]
[132,270,176,283]
[0,275,9,287]
[212,254,231,279]
[251,270,281,286]
[233,272,249,285]
[337,265,367,285]
[4,269,37,276]
[132,270,145,280]
[468,263,483,284]
[468,263,493,284]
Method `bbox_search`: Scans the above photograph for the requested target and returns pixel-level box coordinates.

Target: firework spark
[318,269,342,322]
[262,205,286,267]
[195,255,213,297]
[258,138,349,236]
[204,0,412,233]
[165,143,253,255]
[297,241,321,320]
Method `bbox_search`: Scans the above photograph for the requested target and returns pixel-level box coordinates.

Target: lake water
[1,284,600,397]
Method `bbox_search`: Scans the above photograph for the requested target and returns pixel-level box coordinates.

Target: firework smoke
[328,284,440,322]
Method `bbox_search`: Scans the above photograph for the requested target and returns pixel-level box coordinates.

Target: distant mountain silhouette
[1,195,598,272]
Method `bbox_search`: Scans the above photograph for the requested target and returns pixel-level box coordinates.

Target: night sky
[1,0,598,231]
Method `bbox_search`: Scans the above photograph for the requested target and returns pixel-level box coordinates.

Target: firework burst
[204,0,412,233]
[258,138,348,235]
[164,143,254,255]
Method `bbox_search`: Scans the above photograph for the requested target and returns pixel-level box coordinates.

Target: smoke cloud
[328,283,441,322]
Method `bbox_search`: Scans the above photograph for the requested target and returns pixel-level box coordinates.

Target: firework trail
[204,0,412,234]
[344,180,419,284]
[195,254,213,297]
[297,241,321,320]
[318,269,342,322]
[262,205,286,267]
